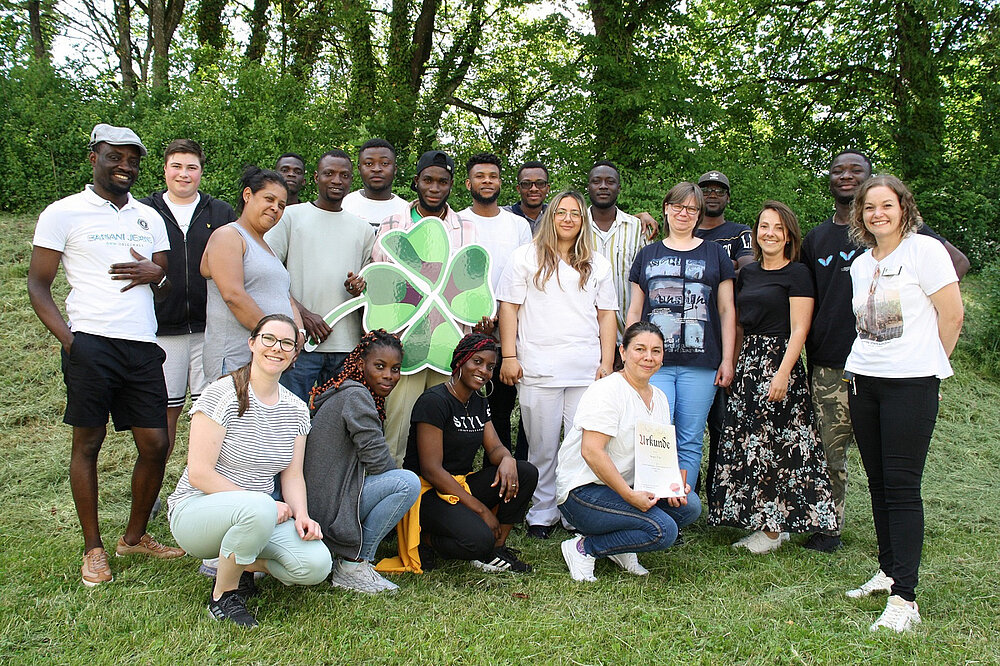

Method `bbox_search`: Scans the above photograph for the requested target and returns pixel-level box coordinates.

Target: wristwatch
[156,273,168,289]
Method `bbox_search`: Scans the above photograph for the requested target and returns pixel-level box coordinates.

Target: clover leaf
[307,217,496,375]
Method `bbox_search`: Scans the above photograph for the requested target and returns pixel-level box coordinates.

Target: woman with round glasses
[168,314,332,628]
[497,191,618,539]
[202,165,302,381]
[626,181,736,507]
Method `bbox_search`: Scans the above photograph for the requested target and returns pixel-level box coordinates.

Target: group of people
[28,123,966,634]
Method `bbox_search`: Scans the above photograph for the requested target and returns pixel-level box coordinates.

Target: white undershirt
[165,193,200,236]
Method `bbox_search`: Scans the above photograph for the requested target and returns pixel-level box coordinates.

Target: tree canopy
[1,0,997,266]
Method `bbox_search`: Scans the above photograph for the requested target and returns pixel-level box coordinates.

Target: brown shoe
[82,547,114,587]
[115,533,185,559]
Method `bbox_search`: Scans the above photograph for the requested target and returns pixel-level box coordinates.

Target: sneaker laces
[85,549,110,573]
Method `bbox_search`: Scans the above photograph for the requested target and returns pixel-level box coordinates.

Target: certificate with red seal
[633,420,684,498]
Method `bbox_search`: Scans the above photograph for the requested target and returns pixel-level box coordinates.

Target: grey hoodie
[303,380,397,560]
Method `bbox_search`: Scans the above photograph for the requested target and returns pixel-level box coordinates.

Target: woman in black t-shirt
[403,334,538,572]
[707,201,837,554]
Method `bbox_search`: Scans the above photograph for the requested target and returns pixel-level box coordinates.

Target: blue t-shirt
[629,240,735,369]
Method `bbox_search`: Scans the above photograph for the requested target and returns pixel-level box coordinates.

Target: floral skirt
[707,334,837,533]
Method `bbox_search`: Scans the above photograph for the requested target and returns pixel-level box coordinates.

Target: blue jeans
[280,351,348,402]
[357,469,420,561]
[558,484,701,557]
[649,365,718,489]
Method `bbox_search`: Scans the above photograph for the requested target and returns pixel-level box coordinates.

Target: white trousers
[518,384,587,527]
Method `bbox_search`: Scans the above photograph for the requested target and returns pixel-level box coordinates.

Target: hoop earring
[480,379,494,398]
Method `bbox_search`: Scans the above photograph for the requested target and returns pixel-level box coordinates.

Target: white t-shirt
[845,233,958,379]
[496,243,618,387]
[459,207,532,291]
[555,372,671,505]
[264,203,375,352]
[342,190,410,230]
[32,186,170,342]
[164,193,200,236]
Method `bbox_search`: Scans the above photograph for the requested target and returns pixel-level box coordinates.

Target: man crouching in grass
[27,123,185,587]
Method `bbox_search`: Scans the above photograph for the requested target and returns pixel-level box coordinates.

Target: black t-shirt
[629,240,735,369]
[403,383,491,476]
[736,261,814,336]
[801,217,947,368]
[695,220,753,263]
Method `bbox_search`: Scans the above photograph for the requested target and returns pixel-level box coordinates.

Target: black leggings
[848,374,939,602]
[420,461,538,561]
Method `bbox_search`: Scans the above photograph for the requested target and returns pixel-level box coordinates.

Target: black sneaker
[207,589,258,628]
[235,571,259,600]
[417,543,438,571]
[471,546,532,573]
[802,533,843,553]
[526,524,553,540]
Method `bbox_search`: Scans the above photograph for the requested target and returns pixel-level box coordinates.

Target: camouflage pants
[810,365,854,535]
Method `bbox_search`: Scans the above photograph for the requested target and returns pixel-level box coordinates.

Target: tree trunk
[340,0,378,116]
[114,0,136,95]
[28,0,50,63]
[893,0,944,188]
[245,0,271,63]
[196,0,227,50]
[589,0,640,169]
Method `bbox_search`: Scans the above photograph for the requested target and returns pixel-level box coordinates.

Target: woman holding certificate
[555,322,699,582]
[707,201,836,554]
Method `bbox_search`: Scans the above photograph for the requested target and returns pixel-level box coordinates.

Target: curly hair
[848,174,924,249]
[450,333,498,373]
[309,329,403,420]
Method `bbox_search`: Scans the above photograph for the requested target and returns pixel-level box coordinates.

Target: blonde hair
[532,190,594,290]
[848,174,924,249]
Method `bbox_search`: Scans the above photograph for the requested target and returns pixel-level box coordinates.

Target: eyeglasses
[518,180,549,190]
[256,333,296,352]
[554,208,582,220]
[700,187,728,196]
[667,203,700,216]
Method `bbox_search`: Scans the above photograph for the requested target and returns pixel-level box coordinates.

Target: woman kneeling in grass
[397,333,538,573]
[304,330,420,594]
[168,314,331,628]
[556,322,699,582]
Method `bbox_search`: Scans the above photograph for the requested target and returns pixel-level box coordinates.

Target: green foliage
[958,263,1000,378]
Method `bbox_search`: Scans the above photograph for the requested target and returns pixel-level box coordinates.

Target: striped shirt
[589,206,646,338]
[167,376,310,518]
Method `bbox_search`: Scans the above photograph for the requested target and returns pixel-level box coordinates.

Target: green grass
[2,212,999,664]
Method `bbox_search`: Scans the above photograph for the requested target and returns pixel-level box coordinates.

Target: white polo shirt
[32,186,170,342]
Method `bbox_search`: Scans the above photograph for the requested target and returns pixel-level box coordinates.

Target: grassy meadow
[1,212,998,664]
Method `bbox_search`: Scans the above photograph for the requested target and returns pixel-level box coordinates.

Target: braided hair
[309,329,403,420]
[451,333,498,373]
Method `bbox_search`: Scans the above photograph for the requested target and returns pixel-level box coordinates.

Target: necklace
[446,378,472,414]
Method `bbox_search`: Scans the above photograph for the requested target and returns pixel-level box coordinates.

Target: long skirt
[708,334,837,533]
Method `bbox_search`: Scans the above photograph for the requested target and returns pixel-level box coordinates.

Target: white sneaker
[199,558,219,577]
[732,531,789,554]
[329,560,397,594]
[561,536,596,582]
[607,552,649,576]
[847,569,894,599]
[870,595,921,632]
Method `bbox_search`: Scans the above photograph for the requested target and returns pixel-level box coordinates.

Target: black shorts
[61,332,168,431]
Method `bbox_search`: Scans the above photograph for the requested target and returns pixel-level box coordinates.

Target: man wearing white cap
[27,123,185,588]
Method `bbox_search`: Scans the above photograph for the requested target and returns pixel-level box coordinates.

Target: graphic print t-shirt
[629,240,735,369]
[403,383,491,476]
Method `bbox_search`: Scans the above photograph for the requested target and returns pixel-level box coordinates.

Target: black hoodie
[140,190,237,335]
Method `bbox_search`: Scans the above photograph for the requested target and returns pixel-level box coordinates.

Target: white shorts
[157,332,208,408]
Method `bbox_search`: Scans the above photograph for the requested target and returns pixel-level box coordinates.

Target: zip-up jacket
[139,190,237,336]
[304,380,399,560]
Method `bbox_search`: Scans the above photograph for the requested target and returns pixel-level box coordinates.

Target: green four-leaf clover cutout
[306,216,496,374]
